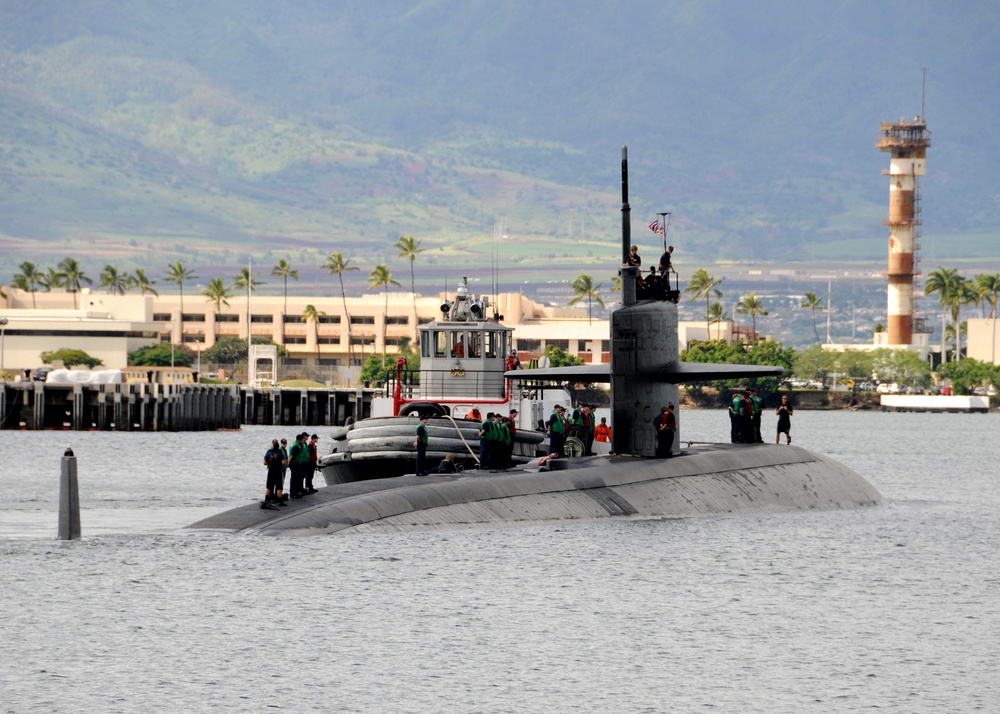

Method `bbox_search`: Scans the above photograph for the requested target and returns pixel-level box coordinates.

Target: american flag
[648,220,663,235]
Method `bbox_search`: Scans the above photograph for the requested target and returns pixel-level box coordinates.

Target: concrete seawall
[187,444,882,536]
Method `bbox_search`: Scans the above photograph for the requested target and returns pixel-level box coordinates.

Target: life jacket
[291,442,309,464]
[480,419,494,440]
[416,424,428,445]
[548,412,566,434]
[570,409,584,428]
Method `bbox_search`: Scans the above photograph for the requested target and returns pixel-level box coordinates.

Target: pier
[0,382,375,431]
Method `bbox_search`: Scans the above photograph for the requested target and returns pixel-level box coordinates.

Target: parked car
[32,366,54,381]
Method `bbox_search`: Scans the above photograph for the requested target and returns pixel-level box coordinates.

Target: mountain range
[1,0,998,291]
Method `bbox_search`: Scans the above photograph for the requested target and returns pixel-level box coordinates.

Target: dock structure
[0,382,375,431]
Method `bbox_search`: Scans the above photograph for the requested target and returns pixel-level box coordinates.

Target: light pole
[0,316,7,381]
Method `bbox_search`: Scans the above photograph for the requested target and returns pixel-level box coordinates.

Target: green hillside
[1,0,998,287]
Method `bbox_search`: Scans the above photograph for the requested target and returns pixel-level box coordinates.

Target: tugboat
[317,277,571,484]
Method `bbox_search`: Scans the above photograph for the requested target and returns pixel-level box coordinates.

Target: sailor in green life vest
[545,405,568,460]
[749,388,764,443]
[729,392,744,443]
[479,412,494,469]
[413,415,429,476]
[568,405,586,441]
[288,432,311,497]
[495,414,511,469]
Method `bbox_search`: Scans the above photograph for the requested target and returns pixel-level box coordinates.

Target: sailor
[496,415,511,469]
[568,404,586,442]
[546,405,568,459]
[655,404,676,457]
[776,395,793,445]
[505,349,520,372]
[413,415,429,476]
[305,434,320,493]
[479,412,494,469]
[469,406,482,422]
[594,417,612,445]
[288,432,309,497]
[729,392,744,443]
[748,389,764,443]
[583,404,596,456]
[506,409,519,466]
[261,439,287,508]
[740,391,755,444]
[625,244,641,268]
[658,246,677,291]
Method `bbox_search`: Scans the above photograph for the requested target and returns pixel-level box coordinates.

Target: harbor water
[1,410,998,712]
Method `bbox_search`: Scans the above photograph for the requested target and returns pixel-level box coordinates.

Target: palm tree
[610,275,621,293]
[271,259,299,317]
[687,268,723,324]
[925,267,963,363]
[708,301,729,340]
[973,273,1000,319]
[130,269,159,296]
[800,291,824,345]
[568,274,605,325]
[394,235,424,296]
[736,293,768,340]
[41,266,65,293]
[11,261,44,308]
[303,304,326,363]
[165,261,197,316]
[202,277,231,341]
[99,265,131,296]
[323,251,360,364]
[368,264,400,365]
[233,266,265,293]
[58,258,92,308]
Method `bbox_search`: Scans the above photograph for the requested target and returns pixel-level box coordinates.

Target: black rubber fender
[398,402,450,418]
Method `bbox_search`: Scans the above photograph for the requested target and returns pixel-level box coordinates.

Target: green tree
[568,274,605,324]
[800,291,824,345]
[544,344,585,367]
[271,259,299,317]
[42,266,65,293]
[202,336,287,365]
[11,261,44,308]
[707,301,728,340]
[925,267,963,363]
[687,268,723,323]
[40,348,103,369]
[323,251,360,365]
[233,266,265,293]
[99,265,131,295]
[58,257,92,308]
[368,264,400,365]
[201,277,232,341]
[682,338,794,397]
[303,304,326,361]
[164,261,197,315]
[128,342,195,367]
[130,269,159,296]
[938,358,993,395]
[610,274,621,293]
[736,292,768,340]
[973,273,1000,318]
[793,344,837,388]
[360,353,399,387]
[394,234,424,296]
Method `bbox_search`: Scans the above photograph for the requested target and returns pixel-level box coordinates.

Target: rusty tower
[876,117,930,345]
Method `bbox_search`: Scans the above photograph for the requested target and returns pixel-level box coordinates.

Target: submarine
[187,147,882,536]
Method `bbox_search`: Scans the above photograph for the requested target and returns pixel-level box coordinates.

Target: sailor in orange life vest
[594,417,611,444]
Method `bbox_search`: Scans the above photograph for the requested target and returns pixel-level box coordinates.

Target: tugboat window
[468,331,481,358]
[451,332,465,357]
[484,331,497,358]
[434,331,447,357]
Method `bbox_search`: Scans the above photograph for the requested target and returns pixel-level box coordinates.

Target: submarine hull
[187,444,882,536]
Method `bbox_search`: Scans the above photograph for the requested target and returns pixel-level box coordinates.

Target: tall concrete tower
[876,118,930,345]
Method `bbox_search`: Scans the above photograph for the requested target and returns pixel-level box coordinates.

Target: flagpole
[657,212,671,252]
